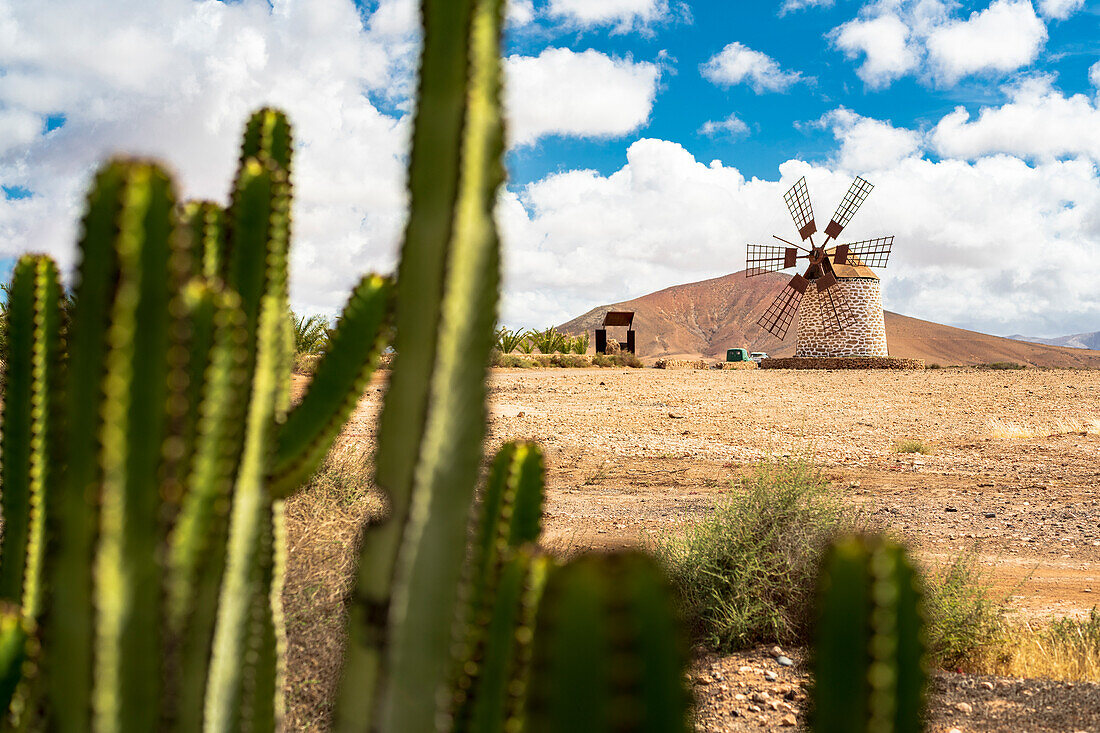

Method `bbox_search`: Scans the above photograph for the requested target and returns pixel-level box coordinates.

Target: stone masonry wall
[760,357,923,370]
[795,277,888,358]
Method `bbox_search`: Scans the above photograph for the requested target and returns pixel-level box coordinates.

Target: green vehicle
[726,347,750,362]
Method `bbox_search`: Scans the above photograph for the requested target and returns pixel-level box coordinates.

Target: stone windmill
[746,176,894,357]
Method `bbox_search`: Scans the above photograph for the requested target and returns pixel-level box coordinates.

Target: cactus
[812,535,927,733]
[448,442,546,733]
[525,553,692,733]
[0,0,698,730]
[0,255,62,621]
[0,106,391,730]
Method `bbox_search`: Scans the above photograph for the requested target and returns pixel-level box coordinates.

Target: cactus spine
[812,535,927,733]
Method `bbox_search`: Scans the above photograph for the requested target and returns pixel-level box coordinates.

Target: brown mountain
[558,271,1100,368]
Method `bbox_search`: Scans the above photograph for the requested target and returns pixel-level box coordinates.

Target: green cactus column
[0,255,62,621]
[812,535,927,733]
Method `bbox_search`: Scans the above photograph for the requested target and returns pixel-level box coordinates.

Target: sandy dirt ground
[299,366,1100,731]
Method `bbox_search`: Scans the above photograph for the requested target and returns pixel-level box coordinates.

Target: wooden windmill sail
[746,176,895,357]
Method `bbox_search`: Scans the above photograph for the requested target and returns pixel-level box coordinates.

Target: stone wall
[760,357,924,370]
[796,277,888,358]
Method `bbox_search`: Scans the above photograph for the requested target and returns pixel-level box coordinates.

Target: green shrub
[657,460,852,650]
[591,353,643,368]
[923,547,1007,667]
[893,438,932,454]
[529,327,566,354]
[979,361,1026,370]
[516,334,535,354]
[494,327,526,353]
[498,354,536,368]
[569,333,589,354]
[293,312,330,355]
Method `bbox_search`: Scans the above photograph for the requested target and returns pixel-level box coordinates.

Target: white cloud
[817,108,924,171]
[1037,0,1084,19]
[700,42,804,93]
[499,137,1100,336]
[831,13,918,89]
[0,0,413,314]
[779,0,835,16]
[926,0,1047,84]
[504,48,660,147]
[699,114,749,138]
[1090,61,1100,89]
[546,0,671,32]
[831,0,1049,88]
[931,76,1100,161]
[507,0,536,26]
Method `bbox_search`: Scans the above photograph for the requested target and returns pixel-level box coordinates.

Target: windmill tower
[746,176,894,358]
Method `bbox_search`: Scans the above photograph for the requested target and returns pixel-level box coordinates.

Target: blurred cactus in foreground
[812,535,927,733]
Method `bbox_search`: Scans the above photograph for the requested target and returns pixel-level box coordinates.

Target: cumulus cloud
[831,0,1049,88]
[499,137,1100,336]
[925,0,1047,84]
[0,0,413,314]
[930,76,1100,161]
[832,13,918,89]
[700,42,804,93]
[699,114,749,138]
[546,0,674,33]
[1090,61,1100,89]
[816,108,924,171]
[504,49,660,147]
[1037,0,1085,19]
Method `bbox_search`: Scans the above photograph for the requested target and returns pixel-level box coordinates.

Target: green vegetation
[893,439,933,454]
[659,460,1013,686]
[978,361,1026,370]
[293,312,331,355]
[0,108,391,731]
[495,327,527,353]
[923,547,1007,667]
[569,332,589,354]
[658,460,851,650]
[592,352,643,368]
[0,0,948,730]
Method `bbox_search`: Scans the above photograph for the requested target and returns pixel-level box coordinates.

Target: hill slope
[558,271,1100,368]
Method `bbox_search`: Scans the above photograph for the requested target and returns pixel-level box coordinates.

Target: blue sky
[1,0,1099,337]
[505,1,1099,184]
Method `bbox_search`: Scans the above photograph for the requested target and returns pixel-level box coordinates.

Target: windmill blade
[816,270,837,292]
[833,244,849,265]
[821,281,857,336]
[746,243,799,277]
[757,273,808,339]
[783,177,817,241]
[838,236,893,268]
[825,176,873,240]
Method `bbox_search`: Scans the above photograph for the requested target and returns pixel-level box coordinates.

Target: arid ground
[285,367,1100,731]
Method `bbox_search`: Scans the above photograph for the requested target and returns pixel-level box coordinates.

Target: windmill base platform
[760,357,924,370]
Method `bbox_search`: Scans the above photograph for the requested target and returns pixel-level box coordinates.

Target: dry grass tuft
[893,438,932,454]
[988,418,1100,440]
[282,441,386,731]
[982,610,1100,682]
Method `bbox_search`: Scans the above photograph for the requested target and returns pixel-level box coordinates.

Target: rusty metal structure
[746,176,894,339]
[595,311,636,354]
